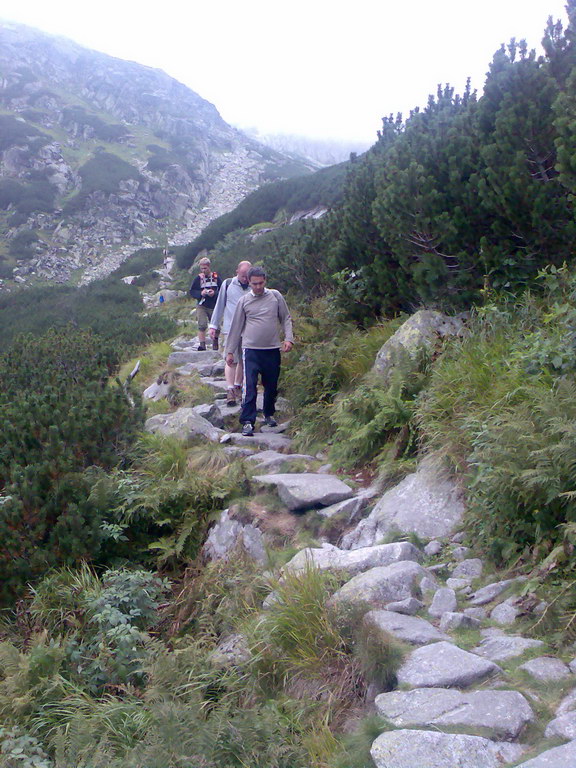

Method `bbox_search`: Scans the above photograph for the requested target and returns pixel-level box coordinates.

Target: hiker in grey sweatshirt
[225,266,293,436]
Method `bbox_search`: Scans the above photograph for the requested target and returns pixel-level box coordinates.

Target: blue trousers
[240,348,281,425]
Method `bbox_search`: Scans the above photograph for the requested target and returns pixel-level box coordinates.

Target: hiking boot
[262,416,278,427]
[197,342,206,351]
[234,384,243,401]
[241,422,254,437]
[212,338,219,351]
[226,388,237,407]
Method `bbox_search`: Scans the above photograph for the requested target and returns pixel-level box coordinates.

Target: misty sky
[1,0,569,145]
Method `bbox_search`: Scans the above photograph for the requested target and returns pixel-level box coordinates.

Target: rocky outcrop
[0,21,314,288]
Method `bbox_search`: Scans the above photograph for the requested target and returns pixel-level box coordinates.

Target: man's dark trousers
[240,348,280,425]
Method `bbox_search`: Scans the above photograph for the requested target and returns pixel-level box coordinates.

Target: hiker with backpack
[209,260,251,406]
[189,257,222,351]
[225,266,293,436]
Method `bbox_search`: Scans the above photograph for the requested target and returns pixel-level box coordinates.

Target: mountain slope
[0,21,315,287]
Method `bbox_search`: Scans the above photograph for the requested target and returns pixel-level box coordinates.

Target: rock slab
[282,542,422,576]
[370,729,523,768]
[342,455,464,548]
[364,610,449,646]
[397,641,501,688]
[375,687,534,740]
[252,473,353,510]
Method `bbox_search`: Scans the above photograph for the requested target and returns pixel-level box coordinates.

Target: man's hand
[209,328,217,340]
[282,341,294,353]
[226,353,235,367]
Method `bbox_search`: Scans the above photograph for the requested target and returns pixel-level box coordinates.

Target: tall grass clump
[418,266,576,563]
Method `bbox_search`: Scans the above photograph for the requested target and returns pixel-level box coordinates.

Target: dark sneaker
[262,416,278,427]
[241,422,254,436]
[226,388,237,407]
[197,342,206,351]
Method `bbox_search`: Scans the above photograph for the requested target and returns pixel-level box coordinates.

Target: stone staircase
[141,336,576,768]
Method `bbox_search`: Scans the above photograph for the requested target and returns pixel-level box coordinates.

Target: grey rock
[451,545,471,561]
[515,741,576,767]
[168,349,220,366]
[424,540,442,556]
[451,531,467,543]
[420,576,437,595]
[464,606,488,621]
[471,635,544,662]
[569,658,576,675]
[209,633,251,668]
[519,657,571,682]
[192,403,224,428]
[386,598,424,615]
[330,561,432,610]
[282,541,422,576]
[373,310,467,380]
[491,598,521,626]
[145,408,223,442]
[226,432,293,452]
[375,687,534,740]
[545,712,576,740]
[200,377,230,392]
[469,578,521,606]
[397,641,501,688]
[203,510,266,564]
[245,450,316,474]
[428,563,449,574]
[428,587,457,618]
[317,496,366,521]
[452,558,483,578]
[557,688,576,715]
[364,610,449,646]
[440,612,481,632]
[370,729,523,768]
[252,473,353,511]
[341,455,464,548]
[446,577,472,590]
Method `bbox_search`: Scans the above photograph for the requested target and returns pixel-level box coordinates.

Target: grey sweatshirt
[208,276,251,335]
[225,288,294,353]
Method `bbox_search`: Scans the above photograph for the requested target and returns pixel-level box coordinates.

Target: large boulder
[341,456,464,549]
[330,561,432,610]
[283,542,422,576]
[370,730,523,768]
[145,408,223,442]
[203,509,266,565]
[375,688,534,741]
[397,641,501,688]
[373,310,466,381]
[252,473,353,511]
[168,349,221,367]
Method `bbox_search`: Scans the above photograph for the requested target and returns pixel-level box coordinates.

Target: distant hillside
[0,21,315,288]
[178,160,349,268]
[240,128,371,166]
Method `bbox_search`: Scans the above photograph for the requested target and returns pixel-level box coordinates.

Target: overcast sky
[1,0,569,145]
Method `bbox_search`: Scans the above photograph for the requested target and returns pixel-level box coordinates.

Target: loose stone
[428,587,457,618]
[471,635,544,662]
[519,657,571,682]
[363,610,449,646]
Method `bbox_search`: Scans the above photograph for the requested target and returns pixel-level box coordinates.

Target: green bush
[0,328,145,602]
[8,230,39,260]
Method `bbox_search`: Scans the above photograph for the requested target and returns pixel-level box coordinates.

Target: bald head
[237,261,251,284]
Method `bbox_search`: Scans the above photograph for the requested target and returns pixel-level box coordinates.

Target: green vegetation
[178,162,348,268]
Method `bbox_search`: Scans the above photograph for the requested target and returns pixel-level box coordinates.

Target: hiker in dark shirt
[189,257,222,351]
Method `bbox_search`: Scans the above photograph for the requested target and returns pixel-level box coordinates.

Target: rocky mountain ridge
[0,21,315,288]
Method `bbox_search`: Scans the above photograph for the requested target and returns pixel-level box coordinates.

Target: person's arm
[225,298,246,361]
[189,275,202,300]
[276,293,294,346]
